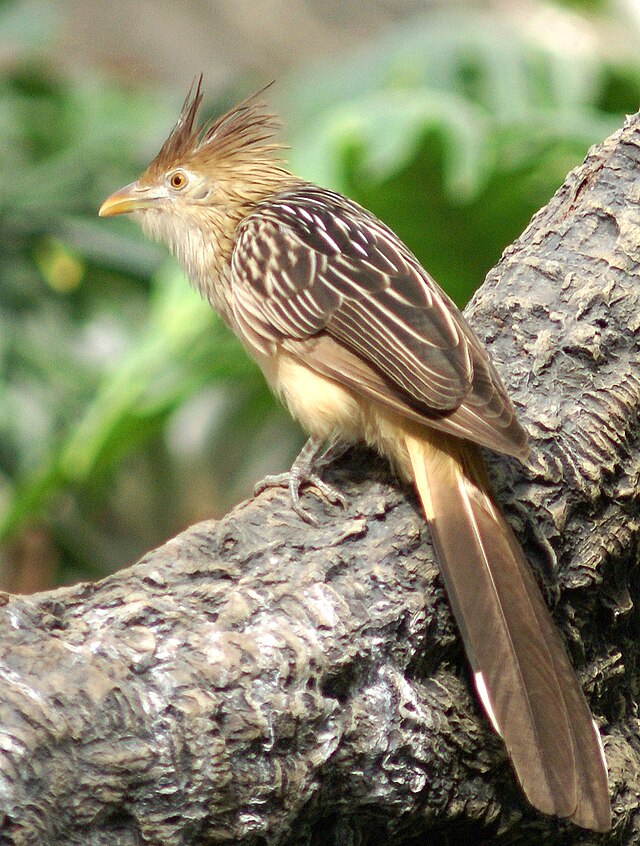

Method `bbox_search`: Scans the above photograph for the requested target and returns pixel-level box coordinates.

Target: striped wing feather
[230,186,527,458]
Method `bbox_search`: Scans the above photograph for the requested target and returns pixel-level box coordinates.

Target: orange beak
[99,181,161,217]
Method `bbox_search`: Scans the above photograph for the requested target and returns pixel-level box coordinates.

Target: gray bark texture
[1,114,640,846]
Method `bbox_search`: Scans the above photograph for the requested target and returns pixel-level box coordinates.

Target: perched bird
[99,77,610,831]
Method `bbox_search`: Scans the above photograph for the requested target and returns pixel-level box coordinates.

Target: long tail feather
[405,433,610,831]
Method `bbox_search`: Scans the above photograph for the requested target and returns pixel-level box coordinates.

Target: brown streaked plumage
[99,76,610,831]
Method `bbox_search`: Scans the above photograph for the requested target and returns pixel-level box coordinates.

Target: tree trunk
[1,114,640,846]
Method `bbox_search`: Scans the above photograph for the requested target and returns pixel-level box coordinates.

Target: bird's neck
[136,205,238,318]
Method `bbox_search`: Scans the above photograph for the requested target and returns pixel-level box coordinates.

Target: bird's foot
[254,436,348,526]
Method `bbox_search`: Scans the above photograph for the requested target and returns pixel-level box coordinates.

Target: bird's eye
[169,170,188,190]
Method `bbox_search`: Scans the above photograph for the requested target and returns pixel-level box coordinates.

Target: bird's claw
[254,459,348,526]
[304,473,348,509]
[254,472,292,497]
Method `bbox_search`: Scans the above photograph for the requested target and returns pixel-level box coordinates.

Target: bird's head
[99,76,290,269]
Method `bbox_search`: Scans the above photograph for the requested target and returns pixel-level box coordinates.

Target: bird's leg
[315,435,350,469]
[254,435,348,524]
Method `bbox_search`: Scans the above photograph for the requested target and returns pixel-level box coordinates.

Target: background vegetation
[1,1,639,590]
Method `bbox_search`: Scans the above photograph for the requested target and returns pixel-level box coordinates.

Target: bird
[99,76,610,831]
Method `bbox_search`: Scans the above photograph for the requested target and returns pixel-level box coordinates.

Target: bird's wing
[230,186,526,457]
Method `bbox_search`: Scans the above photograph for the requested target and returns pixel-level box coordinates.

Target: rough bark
[2,114,640,846]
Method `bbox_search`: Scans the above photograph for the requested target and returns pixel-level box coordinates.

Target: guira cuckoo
[99,77,610,831]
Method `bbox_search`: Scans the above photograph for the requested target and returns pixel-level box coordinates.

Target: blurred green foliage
[1,4,639,588]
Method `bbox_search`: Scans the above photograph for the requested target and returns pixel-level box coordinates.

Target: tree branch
[2,115,640,845]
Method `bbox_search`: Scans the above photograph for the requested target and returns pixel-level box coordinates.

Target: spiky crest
[141,75,288,186]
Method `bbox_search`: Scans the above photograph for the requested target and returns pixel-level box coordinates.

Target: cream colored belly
[248,347,418,481]
[265,350,365,443]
